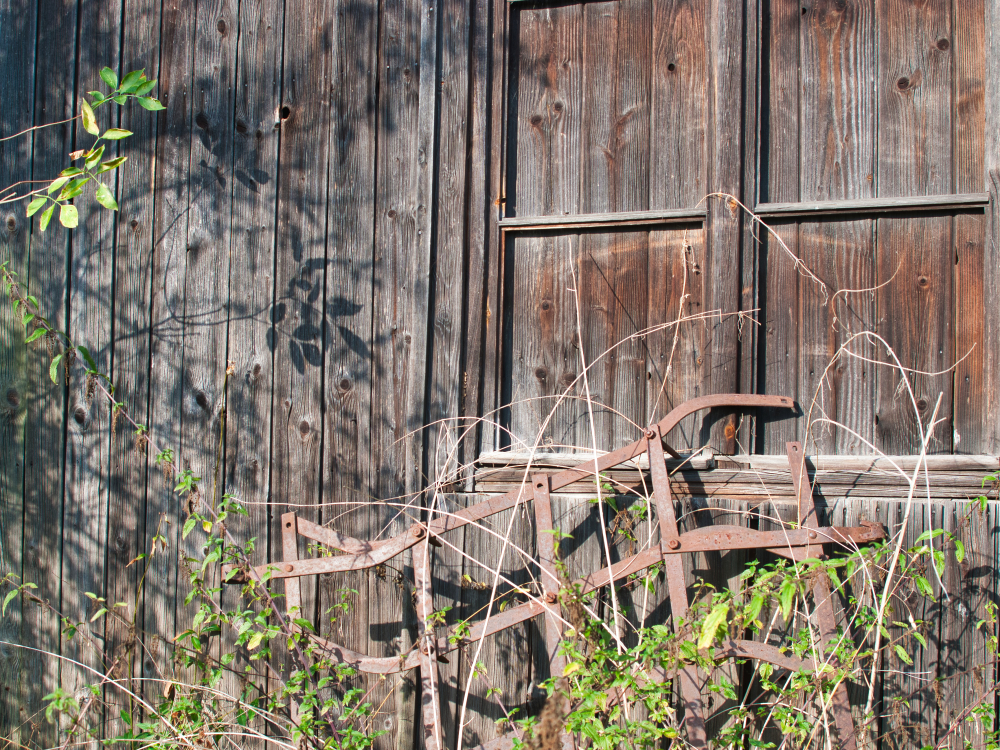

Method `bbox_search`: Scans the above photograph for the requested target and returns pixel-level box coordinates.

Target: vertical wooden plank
[368,0,436,741]
[646,227,707,446]
[796,221,876,454]
[650,0,707,211]
[21,0,73,740]
[874,215,953,455]
[760,0,800,453]
[874,0,953,455]
[952,0,987,454]
[792,1,876,454]
[428,0,471,487]
[506,233,582,453]
[143,0,196,694]
[459,0,494,473]
[513,3,582,218]
[0,0,37,735]
[220,0,283,724]
[953,213,986,454]
[705,0,744,451]
[452,504,534,748]
[317,0,379,736]
[103,0,162,724]
[881,499,941,749]
[986,0,1000,454]
[269,0,333,719]
[579,0,649,216]
[60,2,121,741]
[577,231,647,450]
[476,0,508,457]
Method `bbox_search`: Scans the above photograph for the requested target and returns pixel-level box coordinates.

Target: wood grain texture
[367,0,435,741]
[513,3,582,218]
[19,0,73,741]
[704,1,744,451]
[0,0,36,734]
[319,0,380,738]
[985,0,1000,454]
[103,0,162,724]
[143,0,197,697]
[220,0,283,724]
[59,2,122,740]
[650,0,707,210]
[269,0,334,709]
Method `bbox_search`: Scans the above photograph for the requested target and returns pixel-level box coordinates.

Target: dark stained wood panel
[513,3,583,218]
[513,0,707,219]
[504,227,707,454]
[650,0,707,209]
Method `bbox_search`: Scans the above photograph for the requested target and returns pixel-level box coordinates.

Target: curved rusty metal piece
[224,394,795,583]
[226,395,882,750]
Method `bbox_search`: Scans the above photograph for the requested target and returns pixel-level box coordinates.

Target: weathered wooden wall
[0,0,998,747]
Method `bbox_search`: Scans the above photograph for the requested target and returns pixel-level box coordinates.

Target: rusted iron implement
[225,395,884,750]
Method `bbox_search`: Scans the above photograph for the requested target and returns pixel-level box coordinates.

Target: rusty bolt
[645,428,657,440]
[667,538,681,550]
[284,564,294,573]
[420,642,431,655]
[544,592,558,604]
[412,525,426,539]
[807,531,817,539]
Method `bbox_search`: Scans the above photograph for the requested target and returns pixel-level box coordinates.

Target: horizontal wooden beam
[498,206,705,232]
[754,193,989,219]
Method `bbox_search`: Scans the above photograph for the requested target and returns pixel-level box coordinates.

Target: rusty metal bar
[648,424,707,747]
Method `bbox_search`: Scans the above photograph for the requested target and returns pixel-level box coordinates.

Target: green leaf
[247,632,263,651]
[182,516,197,540]
[77,345,97,371]
[26,196,47,217]
[779,578,796,621]
[57,178,89,202]
[59,167,84,177]
[698,602,729,650]
[137,96,166,111]
[90,607,109,622]
[914,576,934,598]
[102,128,133,140]
[47,175,71,195]
[59,204,79,229]
[25,328,47,344]
[894,644,914,666]
[95,183,118,211]
[953,539,965,564]
[2,589,18,616]
[81,99,99,136]
[100,67,118,90]
[113,95,127,106]
[89,91,105,104]
[135,79,157,96]
[119,69,145,93]
[39,205,55,232]
[745,592,765,624]
[913,631,927,649]
[49,353,63,383]
[85,144,105,170]
[97,156,127,174]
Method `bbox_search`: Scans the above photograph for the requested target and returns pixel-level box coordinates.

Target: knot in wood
[5,215,16,232]
[338,377,353,392]
[298,419,310,436]
[896,76,910,91]
[936,38,950,51]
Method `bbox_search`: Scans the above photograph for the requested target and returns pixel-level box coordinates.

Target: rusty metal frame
[226,394,884,750]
